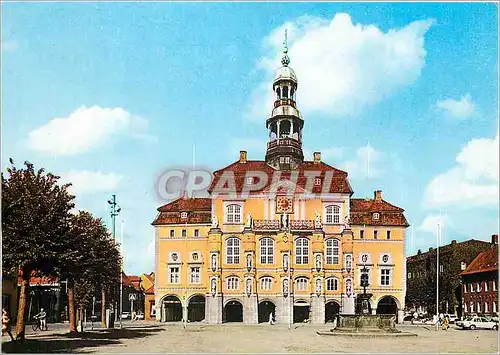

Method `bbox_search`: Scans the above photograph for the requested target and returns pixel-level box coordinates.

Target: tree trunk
[15,266,31,341]
[68,281,77,333]
[101,287,106,328]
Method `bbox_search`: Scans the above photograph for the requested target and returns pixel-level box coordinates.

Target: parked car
[483,315,499,323]
[456,316,498,330]
[444,314,458,324]
[121,312,130,319]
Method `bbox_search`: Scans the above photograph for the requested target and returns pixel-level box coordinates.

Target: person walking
[34,308,47,331]
[2,309,14,341]
[268,312,274,325]
[442,316,449,331]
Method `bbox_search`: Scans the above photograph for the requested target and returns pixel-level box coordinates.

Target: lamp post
[107,194,121,324]
[119,219,124,329]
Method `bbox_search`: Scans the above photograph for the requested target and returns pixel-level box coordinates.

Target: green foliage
[2,159,75,275]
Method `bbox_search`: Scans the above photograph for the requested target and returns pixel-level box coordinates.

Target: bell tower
[265,30,304,171]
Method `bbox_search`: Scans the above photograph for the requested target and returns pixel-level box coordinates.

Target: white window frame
[325,205,340,224]
[180,212,188,219]
[494,280,497,291]
[325,239,339,265]
[314,177,322,186]
[485,281,489,292]
[374,230,378,239]
[260,277,273,291]
[476,282,481,292]
[485,302,489,313]
[190,267,200,284]
[494,301,498,313]
[170,229,175,237]
[194,229,199,237]
[169,267,180,284]
[380,268,391,286]
[182,229,187,237]
[408,272,412,279]
[470,284,474,293]
[477,302,481,313]
[463,284,467,293]
[470,302,474,313]
[295,277,308,291]
[295,238,309,265]
[326,277,338,291]
[226,276,239,290]
[260,237,274,264]
[439,264,444,273]
[225,203,242,224]
[226,237,241,264]
[373,212,380,221]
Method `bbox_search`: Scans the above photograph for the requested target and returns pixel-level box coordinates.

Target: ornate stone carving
[211,215,218,229]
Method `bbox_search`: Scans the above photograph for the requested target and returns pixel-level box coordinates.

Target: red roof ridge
[461,247,498,275]
[351,198,405,212]
[157,197,212,212]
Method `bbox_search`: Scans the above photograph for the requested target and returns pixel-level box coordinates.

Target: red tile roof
[152,198,212,225]
[461,247,498,275]
[144,285,154,294]
[350,198,408,227]
[208,160,353,195]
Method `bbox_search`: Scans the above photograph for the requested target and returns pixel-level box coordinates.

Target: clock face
[276,196,293,213]
[362,254,368,263]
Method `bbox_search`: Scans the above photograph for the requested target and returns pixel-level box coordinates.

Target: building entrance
[293,301,310,323]
[224,300,243,323]
[187,295,205,322]
[325,301,340,323]
[376,296,398,317]
[162,296,182,322]
[258,300,276,323]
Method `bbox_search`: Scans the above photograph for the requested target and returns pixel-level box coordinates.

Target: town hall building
[152,37,409,324]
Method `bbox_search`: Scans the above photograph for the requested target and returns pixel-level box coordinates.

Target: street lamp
[108,194,121,324]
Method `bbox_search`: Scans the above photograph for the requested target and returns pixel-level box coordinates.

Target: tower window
[373,213,380,221]
[283,86,289,98]
[360,230,364,239]
[386,231,391,240]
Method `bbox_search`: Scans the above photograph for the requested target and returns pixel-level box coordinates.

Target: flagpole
[436,207,442,331]
[120,220,124,329]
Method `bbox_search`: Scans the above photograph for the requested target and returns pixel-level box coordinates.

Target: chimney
[239,150,247,163]
[492,234,498,245]
[428,247,433,252]
[451,240,457,245]
[374,190,382,201]
[417,249,422,255]
[313,152,321,164]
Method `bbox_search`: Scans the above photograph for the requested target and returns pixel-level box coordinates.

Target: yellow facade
[153,42,408,324]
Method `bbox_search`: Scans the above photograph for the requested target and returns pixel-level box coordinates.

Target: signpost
[129,293,137,319]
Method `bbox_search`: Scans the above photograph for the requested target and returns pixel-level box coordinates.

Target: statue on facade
[283,278,289,295]
[281,213,288,229]
[211,215,218,229]
[246,278,252,295]
[345,254,352,271]
[211,254,217,271]
[316,278,322,294]
[283,254,289,271]
[346,279,352,297]
[315,254,322,270]
[314,211,322,229]
[343,215,350,230]
[246,253,252,270]
[246,212,252,228]
[211,278,216,295]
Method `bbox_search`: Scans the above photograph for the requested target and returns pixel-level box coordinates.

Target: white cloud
[60,170,123,195]
[418,213,451,236]
[435,93,476,119]
[247,13,434,120]
[339,144,383,179]
[25,106,149,155]
[2,40,18,52]
[424,133,499,207]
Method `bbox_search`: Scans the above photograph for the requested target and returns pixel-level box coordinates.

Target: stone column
[397,310,404,324]
[311,295,325,324]
[206,294,222,324]
[243,294,258,324]
[276,295,292,325]
[343,295,355,315]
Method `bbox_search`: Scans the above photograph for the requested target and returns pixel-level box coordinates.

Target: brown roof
[208,160,353,195]
[407,239,492,262]
[144,285,155,294]
[349,198,408,227]
[152,198,212,225]
[461,247,498,275]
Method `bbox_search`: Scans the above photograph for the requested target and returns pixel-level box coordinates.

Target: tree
[2,160,74,341]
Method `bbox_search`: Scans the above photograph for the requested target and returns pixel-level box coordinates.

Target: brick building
[461,239,498,317]
[406,237,497,318]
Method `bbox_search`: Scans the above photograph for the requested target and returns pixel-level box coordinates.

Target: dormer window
[180,212,188,219]
[246,177,254,185]
[373,213,380,221]
[314,177,322,186]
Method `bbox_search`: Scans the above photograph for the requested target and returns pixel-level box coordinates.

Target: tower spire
[281,29,290,67]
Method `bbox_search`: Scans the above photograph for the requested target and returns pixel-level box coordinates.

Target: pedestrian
[34,308,47,331]
[442,316,449,331]
[268,312,274,325]
[2,309,14,341]
[131,310,137,322]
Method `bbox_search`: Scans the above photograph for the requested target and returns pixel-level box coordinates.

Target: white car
[121,312,130,319]
[456,316,498,330]
[444,314,458,324]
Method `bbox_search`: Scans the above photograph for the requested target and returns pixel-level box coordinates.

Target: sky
[2,2,498,275]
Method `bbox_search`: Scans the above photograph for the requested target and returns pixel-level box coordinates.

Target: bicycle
[30,316,43,331]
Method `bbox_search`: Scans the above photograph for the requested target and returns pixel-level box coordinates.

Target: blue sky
[2,2,498,275]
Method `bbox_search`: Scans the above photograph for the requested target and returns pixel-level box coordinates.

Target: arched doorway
[188,295,205,322]
[376,296,398,316]
[162,295,182,322]
[258,300,276,323]
[293,300,310,323]
[224,300,243,323]
[325,301,340,323]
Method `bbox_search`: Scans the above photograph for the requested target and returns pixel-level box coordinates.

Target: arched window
[325,239,339,264]
[226,276,239,290]
[276,87,281,99]
[325,205,340,224]
[290,87,295,99]
[260,237,274,264]
[260,277,273,291]
[295,238,309,264]
[326,278,338,291]
[226,237,240,264]
[295,277,308,291]
[283,86,289,99]
[226,204,242,223]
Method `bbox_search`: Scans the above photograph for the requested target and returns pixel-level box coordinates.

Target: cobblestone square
[2,322,498,353]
